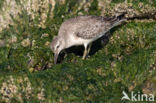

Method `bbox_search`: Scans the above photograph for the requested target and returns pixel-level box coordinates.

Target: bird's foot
[82,55,86,60]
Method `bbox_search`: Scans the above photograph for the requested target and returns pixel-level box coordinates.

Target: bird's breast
[66,34,94,48]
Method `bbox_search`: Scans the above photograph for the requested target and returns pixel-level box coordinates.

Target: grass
[0,0,156,103]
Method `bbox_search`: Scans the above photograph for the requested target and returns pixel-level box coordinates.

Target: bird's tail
[110,13,127,27]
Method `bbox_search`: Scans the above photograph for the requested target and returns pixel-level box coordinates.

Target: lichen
[0,76,46,102]
[21,38,30,47]
[0,0,156,102]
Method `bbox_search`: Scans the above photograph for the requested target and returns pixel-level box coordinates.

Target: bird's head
[50,36,65,64]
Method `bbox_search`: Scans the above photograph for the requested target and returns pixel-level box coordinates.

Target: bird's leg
[82,44,88,59]
[87,43,92,55]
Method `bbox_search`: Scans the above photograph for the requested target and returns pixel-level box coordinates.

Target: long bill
[54,53,58,64]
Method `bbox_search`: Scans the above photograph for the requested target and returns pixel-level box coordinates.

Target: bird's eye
[56,45,60,48]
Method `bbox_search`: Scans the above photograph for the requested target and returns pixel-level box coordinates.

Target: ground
[0,0,156,103]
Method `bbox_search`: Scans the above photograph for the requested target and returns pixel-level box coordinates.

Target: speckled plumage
[59,16,124,40]
[51,15,126,64]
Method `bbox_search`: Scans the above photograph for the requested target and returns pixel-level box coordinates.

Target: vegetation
[0,0,155,102]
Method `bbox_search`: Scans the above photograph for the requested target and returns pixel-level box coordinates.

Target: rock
[142,77,156,95]
[0,40,5,47]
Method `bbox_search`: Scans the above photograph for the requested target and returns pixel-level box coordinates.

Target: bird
[50,14,126,64]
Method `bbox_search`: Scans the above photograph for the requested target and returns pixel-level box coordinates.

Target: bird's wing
[75,15,125,39]
[75,23,107,39]
[75,16,116,39]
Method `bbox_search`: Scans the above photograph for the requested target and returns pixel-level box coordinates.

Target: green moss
[0,0,156,102]
[111,0,125,3]
[0,0,5,10]
[88,0,101,15]
[132,0,154,6]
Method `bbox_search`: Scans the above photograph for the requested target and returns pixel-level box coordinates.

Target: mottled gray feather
[74,16,124,39]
